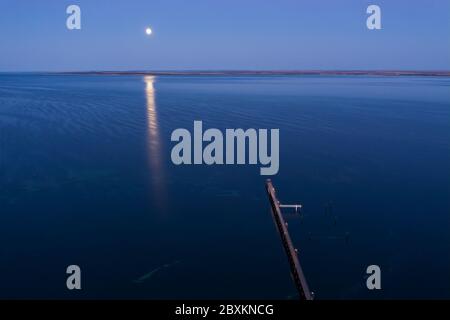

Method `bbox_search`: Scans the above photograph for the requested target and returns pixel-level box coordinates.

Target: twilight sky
[0,0,449,71]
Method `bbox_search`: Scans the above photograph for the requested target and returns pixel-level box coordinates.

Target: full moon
[145,27,152,35]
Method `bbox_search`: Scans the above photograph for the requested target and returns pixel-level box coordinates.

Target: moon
[145,27,152,36]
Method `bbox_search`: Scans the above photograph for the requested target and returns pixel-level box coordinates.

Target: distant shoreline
[2,70,450,77]
[51,70,450,77]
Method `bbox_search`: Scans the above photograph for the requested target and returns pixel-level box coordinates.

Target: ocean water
[0,74,449,299]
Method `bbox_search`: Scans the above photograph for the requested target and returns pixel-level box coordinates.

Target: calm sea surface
[0,74,449,299]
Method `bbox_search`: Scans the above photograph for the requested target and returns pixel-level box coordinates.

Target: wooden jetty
[265,179,313,300]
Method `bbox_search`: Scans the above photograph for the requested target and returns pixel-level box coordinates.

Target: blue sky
[0,0,449,71]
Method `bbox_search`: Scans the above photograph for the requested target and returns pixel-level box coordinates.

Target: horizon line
[1,69,450,77]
